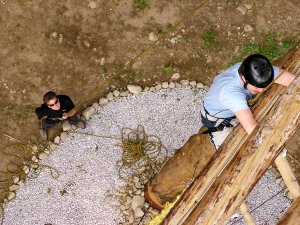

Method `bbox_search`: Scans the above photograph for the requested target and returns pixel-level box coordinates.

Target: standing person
[35,91,86,140]
[201,54,296,148]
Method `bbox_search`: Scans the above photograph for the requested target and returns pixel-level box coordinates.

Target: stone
[92,102,99,109]
[23,166,30,174]
[196,83,204,89]
[99,97,109,106]
[31,163,39,169]
[134,207,144,218]
[49,142,57,151]
[120,205,127,211]
[113,90,120,97]
[155,84,162,91]
[128,213,134,224]
[244,4,253,9]
[31,145,38,153]
[180,80,189,86]
[60,131,68,141]
[244,24,253,32]
[149,87,155,92]
[9,184,20,192]
[88,1,97,9]
[17,180,24,187]
[106,92,114,101]
[203,85,210,91]
[169,82,175,88]
[136,190,142,195]
[7,192,16,201]
[162,82,169,88]
[120,91,129,97]
[135,181,142,189]
[171,73,180,80]
[132,196,145,210]
[51,32,58,38]
[190,81,197,86]
[149,32,158,42]
[54,136,60,144]
[31,155,38,163]
[62,121,72,131]
[237,6,247,15]
[127,85,142,95]
[100,57,105,65]
[104,195,113,204]
[170,37,177,44]
[84,40,90,48]
[82,107,95,120]
[13,176,20,184]
[143,86,150,92]
[133,176,139,182]
[39,152,48,160]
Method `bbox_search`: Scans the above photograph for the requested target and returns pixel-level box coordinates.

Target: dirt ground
[0,0,299,204]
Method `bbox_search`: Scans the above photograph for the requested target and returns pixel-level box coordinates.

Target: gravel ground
[2,86,291,225]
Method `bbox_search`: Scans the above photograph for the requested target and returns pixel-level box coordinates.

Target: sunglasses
[48,99,59,107]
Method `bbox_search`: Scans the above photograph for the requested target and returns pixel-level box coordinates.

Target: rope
[70,125,168,179]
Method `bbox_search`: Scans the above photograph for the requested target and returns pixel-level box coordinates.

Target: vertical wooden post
[275,149,300,199]
[276,197,300,225]
[240,202,256,225]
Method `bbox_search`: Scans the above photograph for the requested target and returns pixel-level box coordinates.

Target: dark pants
[41,115,81,131]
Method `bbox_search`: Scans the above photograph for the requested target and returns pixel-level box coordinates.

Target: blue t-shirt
[203,63,280,118]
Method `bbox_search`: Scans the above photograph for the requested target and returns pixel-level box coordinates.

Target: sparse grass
[56,5,68,16]
[163,63,174,74]
[201,31,220,50]
[59,189,68,196]
[231,33,296,65]
[134,0,150,11]
[166,23,176,32]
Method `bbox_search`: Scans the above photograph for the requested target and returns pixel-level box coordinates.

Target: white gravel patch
[3,87,291,225]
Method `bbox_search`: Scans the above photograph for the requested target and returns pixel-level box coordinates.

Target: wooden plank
[162,43,300,224]
[275,149,300,199]
[276,197,300,225]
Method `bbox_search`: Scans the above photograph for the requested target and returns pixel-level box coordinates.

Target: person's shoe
[75,121,86,129]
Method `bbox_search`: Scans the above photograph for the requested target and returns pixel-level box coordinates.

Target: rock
[132,196,145,210]
[9,184,20,191]
[170,37,177,44]
[180,80,189,86]
[23,166,30,174]
[31,155,38,163]
[134,207,144,218]
[162,82,169,88]
[83,40,90,48]
[99,97,109,106]
[149,87,155,92]
[13,176,20,184]
[120,205,127,211]
[39,152,48,160]
[104,195,113,204]
[82,107,95,120]
[49,142,57,151]
[31,145,38,153]
[175,82,182,88]
[203,85,210,91]
[106,92,114,101]
[244,24,253,32]
[127,85,142,95]
[54,136,60,144]
[155,84,162,91]
[244,4,253,9]
[120,91,129,97]
[92,102,99,109]
[113,90,120,97]
[149,32,158,42]
[17,180,24,187]
[128,213,134,224]
[237,6,247,15]
[88,1,97,9]
[136,190,142,195]
[196,83,204,89]
[135,182,142,189]
[171,73,180,80]
[100,57,105,65]
[169,82,175,88]
[62,122,72,131]
[31,163,39,169]
[138,166,146,172]
[144,86,150,92]
[60,131,68,141]
[190,81,197,86]
[7,192,16,201]
[51,32,58,38]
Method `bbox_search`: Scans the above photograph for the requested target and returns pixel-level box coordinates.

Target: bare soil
[0,0,299,204]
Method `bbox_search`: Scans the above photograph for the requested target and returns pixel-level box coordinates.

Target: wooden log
[170,72,300,225]
[162,43,300,224]
[145,128,216,210]
[276,197,300,225]
[275,149,300,199]
[240,202,255,225]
